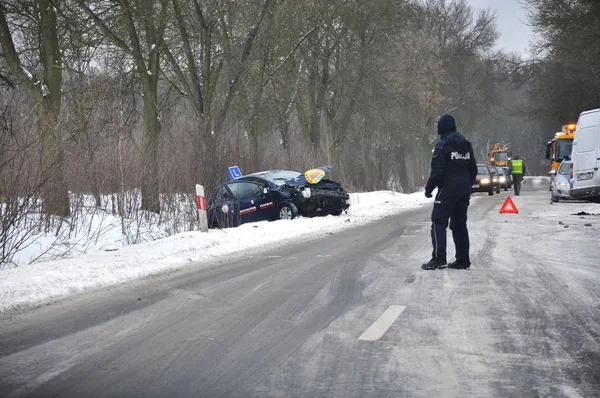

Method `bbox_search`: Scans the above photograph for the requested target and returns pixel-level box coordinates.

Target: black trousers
[430,190,471,263]
[513,174,523,195]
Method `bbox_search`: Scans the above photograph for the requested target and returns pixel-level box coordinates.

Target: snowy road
[1,184,600,397]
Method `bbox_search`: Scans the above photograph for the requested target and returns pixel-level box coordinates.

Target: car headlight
[556,180,569,188]
[481,178,491,184]
[499,176,506,183]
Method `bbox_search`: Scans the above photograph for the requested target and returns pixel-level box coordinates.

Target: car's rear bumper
[570,185,600,199]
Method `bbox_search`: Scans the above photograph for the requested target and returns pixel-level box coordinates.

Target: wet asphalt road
[1,183,600,397]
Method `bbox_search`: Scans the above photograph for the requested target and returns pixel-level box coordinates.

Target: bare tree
[78,0,171,213]
[162,0,275,177]
[0,0,70,216]
[525,0,600,126]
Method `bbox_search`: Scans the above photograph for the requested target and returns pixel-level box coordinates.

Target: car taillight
[570,163,573,180]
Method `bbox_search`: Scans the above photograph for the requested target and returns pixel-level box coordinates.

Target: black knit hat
[437,114,457,135]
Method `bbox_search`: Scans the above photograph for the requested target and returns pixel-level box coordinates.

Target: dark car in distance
[487,165,502,194]
[472,164,496,196]
[499,166,512,190]
[207,167,350,228]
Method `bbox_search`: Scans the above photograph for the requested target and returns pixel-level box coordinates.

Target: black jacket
[425,131,477,196]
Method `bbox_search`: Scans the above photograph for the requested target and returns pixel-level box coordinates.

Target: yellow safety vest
[511,159,523,175]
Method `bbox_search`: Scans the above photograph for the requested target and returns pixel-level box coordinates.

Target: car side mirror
[548,170,556,175]
[263,187,269,195]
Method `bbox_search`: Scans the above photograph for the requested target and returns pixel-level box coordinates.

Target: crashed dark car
[207,166,351,228]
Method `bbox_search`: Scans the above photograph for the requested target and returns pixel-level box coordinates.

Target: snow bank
[0,191,431,313]
[7,192,196,266]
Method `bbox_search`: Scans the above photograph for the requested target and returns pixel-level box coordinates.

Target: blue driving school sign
[228,166,242,180]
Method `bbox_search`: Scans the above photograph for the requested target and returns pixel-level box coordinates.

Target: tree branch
[119,0,148,76]
[77,2,133,56]
[0,71,15,89]
[0,7,38,95]
[214,0,275,133]
[266,25,317,82]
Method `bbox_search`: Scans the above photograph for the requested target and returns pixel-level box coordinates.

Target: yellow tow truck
[545,123,576,190]
[545,124,576,172]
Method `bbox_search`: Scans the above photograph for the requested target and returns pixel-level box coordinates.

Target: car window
[210,185,228,203]
[558,161,571,175]
[226,182,263,199]
[477,165,490,175]
[495,152,509,161]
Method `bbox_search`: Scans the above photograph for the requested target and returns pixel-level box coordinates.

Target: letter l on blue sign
[228,166,242,180]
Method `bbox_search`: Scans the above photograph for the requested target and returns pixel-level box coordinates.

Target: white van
[571,108,600,199]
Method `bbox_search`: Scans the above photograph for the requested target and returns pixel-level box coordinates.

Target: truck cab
[488,143,511,167]
[545,125,576,173]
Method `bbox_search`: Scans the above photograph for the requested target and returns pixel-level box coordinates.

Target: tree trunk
[279,119,292,169]
[141,81,161,214]
[88,150,102,207]
[248,129,260,172]
[308,48,330,147]
[0,0,70,217]
[39,0,69,217]
[39,99,70,217]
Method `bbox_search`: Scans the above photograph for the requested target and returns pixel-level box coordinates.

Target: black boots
[422,258,471,270]
[448,260,471,269]
[421,258,447,270]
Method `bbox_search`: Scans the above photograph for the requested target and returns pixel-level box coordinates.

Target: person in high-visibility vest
[509,155,527,195]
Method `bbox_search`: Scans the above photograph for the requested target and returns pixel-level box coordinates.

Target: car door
[226,181,272,225]
[207,184,236,228]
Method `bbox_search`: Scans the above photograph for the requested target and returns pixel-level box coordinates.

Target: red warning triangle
[499,196,519,214]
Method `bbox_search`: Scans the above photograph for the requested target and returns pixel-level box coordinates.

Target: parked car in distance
[550,159,573,202]
[472,164,495,196]
[487,166,502,194]
[499,166,512,190]
[207,167,350,228]
[496,167,510,191]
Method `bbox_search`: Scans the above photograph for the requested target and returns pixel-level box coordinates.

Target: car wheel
[495,185,501,194]
[503,185,508,191]
[279,203,298,220]
[488,189,494,196]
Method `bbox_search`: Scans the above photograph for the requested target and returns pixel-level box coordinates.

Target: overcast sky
[467,0,535,56]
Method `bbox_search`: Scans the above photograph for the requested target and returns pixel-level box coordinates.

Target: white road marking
[358,305,406,341]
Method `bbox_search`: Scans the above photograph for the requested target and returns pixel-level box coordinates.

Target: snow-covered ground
[0,190,432,313]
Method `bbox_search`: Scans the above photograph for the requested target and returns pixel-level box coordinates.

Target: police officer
[422,114,477,270]
[509,155,526,195]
